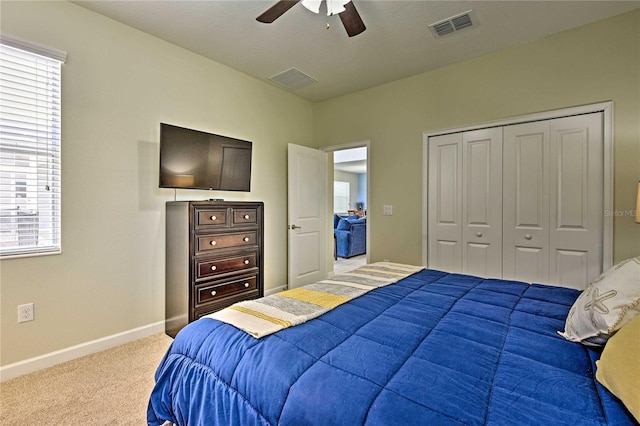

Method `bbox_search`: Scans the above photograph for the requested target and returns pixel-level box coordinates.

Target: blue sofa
[334,214,366,258]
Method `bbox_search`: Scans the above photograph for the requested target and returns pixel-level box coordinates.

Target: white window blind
[0,39,64,258]
[334,181,350,213]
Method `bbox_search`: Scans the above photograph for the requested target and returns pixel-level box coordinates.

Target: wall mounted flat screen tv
[159,123,252,191]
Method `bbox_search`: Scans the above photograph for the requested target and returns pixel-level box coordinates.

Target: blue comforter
[148,270,635,425]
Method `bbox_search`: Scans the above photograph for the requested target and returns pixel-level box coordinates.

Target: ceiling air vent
[269,68,318,91]
[429,10,477,38]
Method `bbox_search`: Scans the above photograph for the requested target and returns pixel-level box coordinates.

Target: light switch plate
[383,205,393,215]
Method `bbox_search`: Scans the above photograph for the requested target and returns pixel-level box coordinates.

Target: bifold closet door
[461,128,503,278]
[428,128,502,277]
[428,133,462,273]
[503,113,603,289]
[502,122,551,284]
[549,114,603,288]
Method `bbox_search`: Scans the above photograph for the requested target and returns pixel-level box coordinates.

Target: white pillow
[559,256,640,346]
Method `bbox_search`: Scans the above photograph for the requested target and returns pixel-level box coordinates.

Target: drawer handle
[243,237,250,242]
[244,282,249,288]
[210,265,217,271]
[210,215,217,221]
[210,240,217,246]
[476,232,483,238]
[210,290,217,296]
[244,214,250,220]
[525,234,533,240]
[243,259,249,265]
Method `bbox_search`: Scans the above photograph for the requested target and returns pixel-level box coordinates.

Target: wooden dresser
[165,200,264,337]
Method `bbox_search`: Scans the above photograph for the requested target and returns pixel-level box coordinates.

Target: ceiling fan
[257,0,366,37]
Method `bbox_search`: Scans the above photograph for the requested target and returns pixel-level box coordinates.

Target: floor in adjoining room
[334,254,367,275]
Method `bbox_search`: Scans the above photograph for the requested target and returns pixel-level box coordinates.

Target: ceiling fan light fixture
[301,0,322,13]
[257,0,364,37]
[301,0,351,16]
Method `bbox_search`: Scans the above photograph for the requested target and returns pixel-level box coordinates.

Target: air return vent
[269,68,318,91]
[429,10,477,38]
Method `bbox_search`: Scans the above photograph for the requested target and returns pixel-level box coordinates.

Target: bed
[147,264,638,425]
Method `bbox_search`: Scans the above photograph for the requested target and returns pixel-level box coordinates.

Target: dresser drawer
[196,253,257,280]
[196,208,228,227]
[193,287,261,319]
[233,208,258,225]
[197,231,257,252]
[196,275,258,307]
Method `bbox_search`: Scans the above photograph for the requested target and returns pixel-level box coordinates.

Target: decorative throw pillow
[558,256,640,346]
[336,218,351,231]
[333,214,342,229]
[596,315,640,422]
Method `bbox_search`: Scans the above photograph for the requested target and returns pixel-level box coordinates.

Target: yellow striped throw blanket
[206,262,424,338]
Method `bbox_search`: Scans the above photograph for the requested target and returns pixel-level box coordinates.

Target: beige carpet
[0,332,173,426]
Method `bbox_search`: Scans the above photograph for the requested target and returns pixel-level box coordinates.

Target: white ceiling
[334,147,367,174]
[73,0,639,102]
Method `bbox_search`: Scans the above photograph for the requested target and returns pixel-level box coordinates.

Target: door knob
[290,224,301,230]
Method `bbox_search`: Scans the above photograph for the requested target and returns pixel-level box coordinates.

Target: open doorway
[332,146,368,274]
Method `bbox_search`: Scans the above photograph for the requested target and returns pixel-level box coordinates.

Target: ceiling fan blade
[256,0,301,23]
[339,1,366,37]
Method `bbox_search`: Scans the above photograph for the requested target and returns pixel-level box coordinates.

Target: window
[0,36,66,258]
[334,181,350,213]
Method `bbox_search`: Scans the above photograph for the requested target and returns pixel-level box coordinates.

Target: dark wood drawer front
[197,231,257,252]
[194,288,260,319]
[196,276,258,306]
[197,209,228,227]
[196,253,257,280]
[233,208,258,225]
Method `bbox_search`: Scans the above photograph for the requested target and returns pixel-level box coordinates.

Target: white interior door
[428,133,463,272]
[288,143,328,289]
[548,113,603,288]
[424,103,613,285]
[503,121,551,284]
[461,128,503,278]
[503,113,603,289]
[428,129,502,277]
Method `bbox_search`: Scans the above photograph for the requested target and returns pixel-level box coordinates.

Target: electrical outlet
[18,303,34,323]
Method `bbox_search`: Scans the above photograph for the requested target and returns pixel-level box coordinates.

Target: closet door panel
[428,133,462,272]
[549,113,603,289]
[555,249,589,288]
[513,246,546,284]
[462,128,503,278]
[503,122,550,283]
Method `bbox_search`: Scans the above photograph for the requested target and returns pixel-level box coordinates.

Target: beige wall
[0,1,313,365]
[313,10,640,267]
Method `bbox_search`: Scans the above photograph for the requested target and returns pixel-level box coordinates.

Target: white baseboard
[265,285,287,296]
[0,320,165,382]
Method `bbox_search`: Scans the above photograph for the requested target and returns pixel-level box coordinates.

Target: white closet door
[549,113,603,289]
[461,128,503,278]
[428,133,462,272]
[503,113,603,289]
[503,121,550,284]
[428,129,502,276]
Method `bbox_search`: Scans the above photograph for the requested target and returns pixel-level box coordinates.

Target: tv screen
[159,123,252,191]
